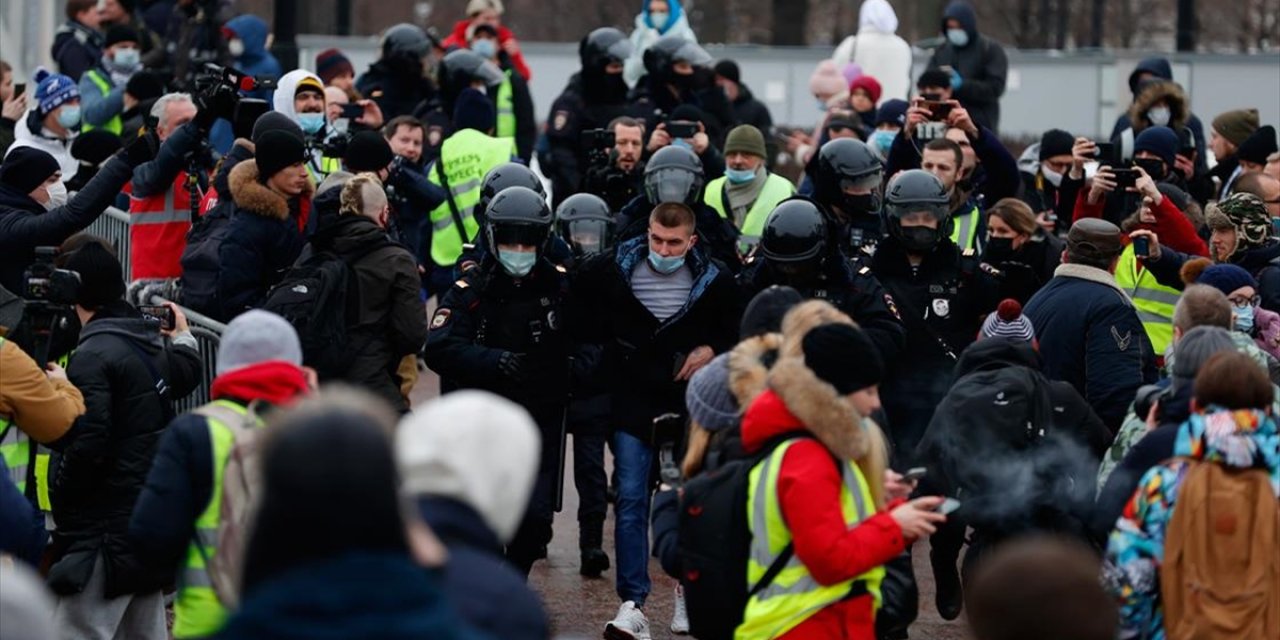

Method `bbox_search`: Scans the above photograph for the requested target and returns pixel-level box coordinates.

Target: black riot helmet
[484,186,554,257]
[812,138,884,217]
[580,28,633,72]
[556,193,615,257]
[644,146,705,206]
[759,198,828,264]
[881,169,951,253]
[381,24,433,60]
[439,49,504,110]
[642,35,712,84]
[478,163,545,223]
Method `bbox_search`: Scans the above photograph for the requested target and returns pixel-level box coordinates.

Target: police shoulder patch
[858,266,871,276]
[555,264,568,274]
[962,248,977,258]
[553,110,570,131]
[455,279,470,289]
[430,308,452,330]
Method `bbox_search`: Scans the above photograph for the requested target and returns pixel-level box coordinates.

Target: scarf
[725,166,768,228]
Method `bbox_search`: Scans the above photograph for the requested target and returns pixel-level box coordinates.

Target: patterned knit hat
[33,68,79,117]
[980,299,1036,342]
[1205,192,1272,254]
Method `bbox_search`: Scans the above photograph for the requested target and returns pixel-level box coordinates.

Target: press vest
[83,70,123,135]
[130,172,199,279]
[704,173,796,251]
[1114,244,1177,357]
[737,439,885,639]
[172,400,254,639]
[425,129,516,267]
[949,204,981,251]
[496,69,516,140]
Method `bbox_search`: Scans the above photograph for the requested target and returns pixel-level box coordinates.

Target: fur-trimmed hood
[1128,80,1189,133]
[728,332,781,409]
[228,160,315,221]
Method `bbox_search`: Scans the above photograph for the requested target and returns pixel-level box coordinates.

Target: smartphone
[903,467,928,482]
[658,442,683,489]
[1113,167,1139,189]
[666,121,698,139]
[672,352,689,379]
[936,498,962,515]
[13,83,26,99]
[922,100,953,121]
[1132,235,1151,257]
[1093,141,1116,163]
[340,103,364,119]
[138,304,175,331]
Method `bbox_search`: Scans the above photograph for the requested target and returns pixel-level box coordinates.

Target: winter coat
[926,1,1008,132]
[982,230,1063,304]
[385,160,447,269]
[616,195,742,273]
[216,552,485,640]
[1109,57,1209,176]
[0,154,133,294]
[885,123,1020,208]
[623,0,698,89]
[51,20,104,82]
[7,111,79,180]
[210,15,281,154]
[574,237,741,441]
[545,72,634,209]
[416,497,549,640]
[1253,305,1280,360]
[831,0,914,102]
[50,301,202,597]
[307,213,426,410]
[0,115,15,157]
[0,335,85,444]
[1103,408,1280,640]
[1024,263,1158,432]
[356,57,440,122]
[1146,240,1280,314]
[79,66,127,133]
[216,161,315,318]
[1017,143,1083,224]
[441,20,531,81]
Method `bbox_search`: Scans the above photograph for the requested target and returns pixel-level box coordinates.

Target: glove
[949,68,963,90]
[193,84,237,133]
[121,131,159,167]
[498,351,526,382]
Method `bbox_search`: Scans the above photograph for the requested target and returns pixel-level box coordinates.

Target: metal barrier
[153,297,227,414]
[86,206,133,283]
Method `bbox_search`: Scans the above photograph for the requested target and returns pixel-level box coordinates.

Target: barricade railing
[150,296,226,414]
[86,206,133,282]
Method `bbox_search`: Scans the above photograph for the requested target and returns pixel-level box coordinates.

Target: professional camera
[197,62,277,95]
[1133,383,1168,421]
[21,247,80,366]
[193,63,277,131]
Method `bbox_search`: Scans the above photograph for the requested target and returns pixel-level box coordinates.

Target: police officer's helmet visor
[472,58,505,86]
[839,172,882,192]
[603,39,634,65]
[645,168,701,205]
[672,42,713,67]
[887,203,948,222]
[564,220,611,254]
[491,222,548,248]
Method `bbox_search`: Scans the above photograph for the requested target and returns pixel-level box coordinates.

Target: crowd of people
[1,0,1279,639]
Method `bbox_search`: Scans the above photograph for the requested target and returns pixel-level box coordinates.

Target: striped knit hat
[980,299,1036,343]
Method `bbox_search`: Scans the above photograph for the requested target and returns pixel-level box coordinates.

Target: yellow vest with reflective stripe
[0,338,28,496]
[496,70,516,140]
[949,204,981,251]
[83,70,124,135]
[173,400,253,639]
[737,439,885,640]
[704,173,796,252]
[426,129,516,267]
[1114,244,1177,357]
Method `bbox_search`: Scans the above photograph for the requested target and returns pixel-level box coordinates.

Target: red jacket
[440,20,531,81]
[741,388,907,640]
[129,172,199,279]
[1072,185,1208,257]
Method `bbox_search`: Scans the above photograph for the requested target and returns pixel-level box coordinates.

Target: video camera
[193,63,276,137]
[197,62,277,95]
[21,247,80,366]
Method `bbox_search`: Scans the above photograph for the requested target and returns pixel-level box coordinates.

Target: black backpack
[178,203,234,320]
[260,247,371,379]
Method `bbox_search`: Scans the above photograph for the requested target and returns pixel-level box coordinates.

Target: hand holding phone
[1132,235,1151,258]
[339,103,364,119]
[138,304,176,331]
[903,467,928,482]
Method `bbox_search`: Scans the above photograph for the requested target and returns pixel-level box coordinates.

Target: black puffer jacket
[50,301,201,597]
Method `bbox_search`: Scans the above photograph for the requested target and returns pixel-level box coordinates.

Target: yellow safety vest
[173,400,256,639]
[704,173,796,252]
[1114,244,1177,357]
[83,70,123,135]
[425,129,516,268]
[949,204,981,251]
[0,337,59,511]
[306,154,342,185]
[737,439,885,639]
[496,69,516,140]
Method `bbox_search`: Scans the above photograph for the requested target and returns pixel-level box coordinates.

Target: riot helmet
[484,186,553,277]
[478,162,545,223]
[644,146,705,206]
[642,35,712,86]
[381,24,433,60]
[439,49,504,110]
[812,138,884,217]
[580,28,633,72]
[882,169,951,254]
[556,193,615,256]
[759,198,829,283]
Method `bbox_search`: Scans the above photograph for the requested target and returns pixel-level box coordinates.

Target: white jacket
[6,113,79,181]
[624,12,698,89]
[832,0,914,103]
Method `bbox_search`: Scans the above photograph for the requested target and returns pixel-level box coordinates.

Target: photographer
[645,104,725,180]
[1073,127,1188,227]
[581,116,646,211]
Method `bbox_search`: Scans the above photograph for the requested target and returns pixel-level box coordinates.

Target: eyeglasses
[1228,294,1262,307]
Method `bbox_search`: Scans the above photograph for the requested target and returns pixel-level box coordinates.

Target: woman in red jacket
[736,301,946,640]
[1073,161,1207,258]
[441,0,532,81]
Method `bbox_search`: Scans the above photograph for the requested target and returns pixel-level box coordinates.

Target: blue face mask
[672,138,692,151]
[871,130,897,155]
[1235,303,1256,333]
[113,48,141,69]
[947,28,970,47]
[648,251,686,274]
[297,113,325,135]
[471,39,497,60]
[57,105,81,129]
[724,167,756,184]
[498,249,537,277]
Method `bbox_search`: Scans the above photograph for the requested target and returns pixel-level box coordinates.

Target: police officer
[420,48,505,129]
[739,197,905,363]
[356,24,440,122]
[423,185,574,576]
[457,162,574,276]
[616,145,742,271]
[546,28,634,208]
[627,35,735,145]
[809,138,887,257]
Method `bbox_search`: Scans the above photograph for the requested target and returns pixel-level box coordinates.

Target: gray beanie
[216,310,304,375]
[685,353,740,432]
[1171,326,1235,392]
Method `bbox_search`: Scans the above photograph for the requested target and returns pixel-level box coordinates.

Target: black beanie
[104,25,140,49]
[0,147,61,194]
[71,130,123,165]
[343,130,395,173]
[1039,128,1075,161]
[62,241,125,309]
[1237,125,1278,165]
[255,130,309,179]
[124,71,166,102]
[801,323,884,394]
[252,112,304,145]
[740,285,803,339]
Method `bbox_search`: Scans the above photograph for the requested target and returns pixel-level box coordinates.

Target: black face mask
[984,236,1015,262]
[1135,157,1168,182]
[898,225,940,253]
[839,192,880,217]
[774,260,823,286]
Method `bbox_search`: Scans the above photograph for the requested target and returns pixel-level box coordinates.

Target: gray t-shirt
[631,259,694,322]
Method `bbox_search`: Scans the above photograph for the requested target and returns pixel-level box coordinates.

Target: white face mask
[1041,164,1064,187]
[1148,106,1171,127]
[228,38,245,58]
[42,181,68,211]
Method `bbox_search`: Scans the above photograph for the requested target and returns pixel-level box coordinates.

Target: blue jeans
[613,430,653,606]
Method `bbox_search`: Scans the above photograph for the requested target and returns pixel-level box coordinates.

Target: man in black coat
[47,238,201,638]
[926,1,1007,132]
[714,60,774,155]
[355,24,439,122]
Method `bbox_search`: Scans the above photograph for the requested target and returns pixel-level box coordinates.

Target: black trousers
[505,404,567,575]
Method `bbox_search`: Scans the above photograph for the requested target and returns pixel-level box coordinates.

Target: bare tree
[771,0,808,45]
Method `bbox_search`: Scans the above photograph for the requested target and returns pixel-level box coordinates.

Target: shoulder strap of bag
[434,158,472,248]
[110,334,170,400]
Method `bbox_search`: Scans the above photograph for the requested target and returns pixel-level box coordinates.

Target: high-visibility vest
[83,69,123,135]
[173,400,255,639]
[949,204,981,251]
[737,439,885,639]
[0,337,58,512]
[425,129,516,267]
[704,173,796,251]
[1114,244,1178,357]
[129,172,198,280]
[496,69,516,140]
[306,154,342,185]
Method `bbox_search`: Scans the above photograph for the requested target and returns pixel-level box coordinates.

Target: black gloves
[498,351,526,382]
[120,132,159,168]
[193,84,237,133]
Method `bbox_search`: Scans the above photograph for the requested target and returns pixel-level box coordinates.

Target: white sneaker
[671,585,690,634]
[604,601,651,640]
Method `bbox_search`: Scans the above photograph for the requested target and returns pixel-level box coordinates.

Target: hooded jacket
[50,301,202,597]
[1104,407,1280,640]
[1109,57,1209,175]
[623,0,699,89]
[216,161,315,317]
[8,112,79,180]
[52,19,104,82]
[926,1,1008,131]
[441,20,532,81]
[831,0,914,102]
[273,70,331,172]
[210,16,282,154]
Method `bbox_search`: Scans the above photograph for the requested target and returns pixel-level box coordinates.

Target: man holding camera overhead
[580,116,646,212]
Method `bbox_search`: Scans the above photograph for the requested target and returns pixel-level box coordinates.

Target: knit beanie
[1134,126,1179,169]
[1204,192,1272,251]
[1195,263,1259,296]
[217,310,304,375]
[33,68,79,117]
[724,124,766,159]
[1212,108,1260,147]
[453,87,496,133]
[254,130,308,179]
[252,111,304,144]
[343,130,395,173]
[0,147,61,194]
[917,68,952,92]
[61,241,125,309]
[740,285,803,339]
[714,59,740,84]
[1237,125,1278,165]
[315,48,355,85]
[685,353,740,432]
[875,99,909,128]
[125,71,166,102]
[809,59,845,97]
[1038,129,1075,161]
[1171,326,1235,386]
[980,299,1036,342]
[849,75,882,105]
[104,25,140,49]
[801,323,883,394]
